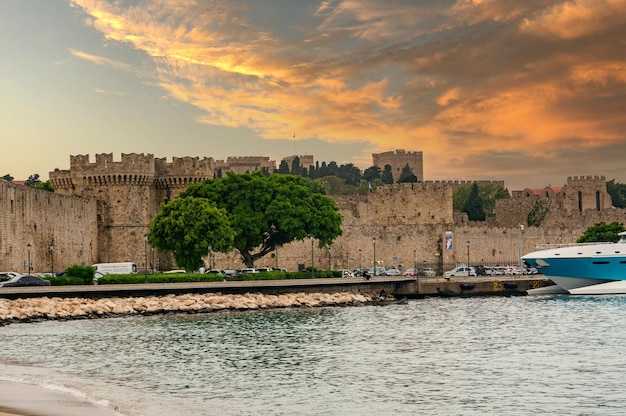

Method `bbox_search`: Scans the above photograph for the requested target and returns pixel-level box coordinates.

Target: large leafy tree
[182,172,343,267]
[381,165,394,184]
[148,197,235,271]
[576,221,625,243]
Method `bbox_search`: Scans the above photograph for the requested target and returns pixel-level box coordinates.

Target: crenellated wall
[372,149,424,182]
[4,151,625,276]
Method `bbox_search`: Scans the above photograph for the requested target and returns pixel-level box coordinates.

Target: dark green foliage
[64,264,96,284]
[97,273,224,285]
[1,174,13,181]
[577,221,625,243]
[362,166,381,182]
[397,164,418,183]
[606,179,626,208]
[337,163,361,186]
[463,183,486,221]
[48,276,85,286]
[149,197,235,271]
[25,174,41,187]
[381,165,394,184]
[527,199,550,226]
[32,180,54,192]
[227,270,336,281]
[277,160,290,174]
[182,172,343,267]
[453,183,510,216]
[290,156,302,176]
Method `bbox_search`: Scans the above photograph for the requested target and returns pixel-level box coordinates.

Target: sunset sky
[1,0,625,191]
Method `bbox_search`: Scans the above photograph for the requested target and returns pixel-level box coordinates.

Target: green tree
[453,183,509,217]
[1,174,13,181]
[362,166,381,182]
[148,197,235,271]
[277,160,290,174]
[182,172,343,267]
[606,179,626,208]
[32,180,54,192]
[25,174,41,187]
[463,183,486,221]
[381,165,394,184]
[397,164,418,183]
[576,221,625,243]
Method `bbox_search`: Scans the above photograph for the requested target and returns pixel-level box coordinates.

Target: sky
[1,0,625,191]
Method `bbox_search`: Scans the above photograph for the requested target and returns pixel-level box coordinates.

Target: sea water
[1,295,626,416]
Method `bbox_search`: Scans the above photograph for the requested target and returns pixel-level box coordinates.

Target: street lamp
[310,235,315,278]
[144,234,148,283]
[327,247,331,271]
[413,249,417,276]
[27,243,31,274]
[358,249,362,272]
[466,240,470,276]
[208,243,212,270]
[372,237,377,276]
[49,243,54,275]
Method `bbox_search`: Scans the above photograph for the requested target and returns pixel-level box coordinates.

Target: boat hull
[522,241,626,295]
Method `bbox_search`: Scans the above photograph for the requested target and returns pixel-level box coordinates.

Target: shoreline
[0,380,122,416]
[0,291,383,326]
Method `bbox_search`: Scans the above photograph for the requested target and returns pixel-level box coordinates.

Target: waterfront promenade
[0,275,549,300]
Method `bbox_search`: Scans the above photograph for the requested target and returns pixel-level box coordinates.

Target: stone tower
[372,149,424,182]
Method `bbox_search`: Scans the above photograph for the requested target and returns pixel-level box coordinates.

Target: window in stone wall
[596,191,601,211]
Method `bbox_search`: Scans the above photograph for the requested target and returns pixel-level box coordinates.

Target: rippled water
[2,295,626,415]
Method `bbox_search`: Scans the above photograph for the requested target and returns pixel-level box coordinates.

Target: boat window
[592,261,610,264]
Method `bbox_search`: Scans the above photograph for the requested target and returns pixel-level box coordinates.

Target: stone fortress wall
[0,179,97,273]
[2,151,625,275]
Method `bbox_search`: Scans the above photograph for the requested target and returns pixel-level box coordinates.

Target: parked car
[222,269,238,279]
[0,272,21,282]
[471,265,487,276]
[341,269,355,277]
[421,268,436,277]
[443,267,477,277]
[385,268,402,276]
[1,274,51,287]
[239,268,259,274]
[402,268,419,276]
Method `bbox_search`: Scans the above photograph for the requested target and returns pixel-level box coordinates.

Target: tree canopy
[576,221,625,243]
[181,172,343,267]
[397,164,418,183]
[463,183,486,221]
[148,197,235,271]
[606,179,626,208]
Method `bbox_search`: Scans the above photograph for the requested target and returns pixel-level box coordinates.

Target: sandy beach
[0,381,122,416]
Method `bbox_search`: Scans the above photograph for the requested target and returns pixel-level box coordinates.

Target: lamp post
[413,249,417,276]
[208,243,212,270]
[372,237,377,276]
[466,240,470,276]
[327,247,331,271]
[144,234,148,283]
[310,235,315,278]
[49,243,54,275]
[156,257,160,273]
[27,243,31,274]
[358,249,362,273]
[151,247,155,272]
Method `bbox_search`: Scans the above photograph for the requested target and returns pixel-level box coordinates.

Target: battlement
[154,156,215,176]
[567,175,606,183]
[424,180,505,187]
[69,153,155,174]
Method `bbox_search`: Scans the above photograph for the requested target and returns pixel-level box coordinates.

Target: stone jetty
[0,291,381,326]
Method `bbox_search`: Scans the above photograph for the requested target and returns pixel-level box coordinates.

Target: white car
[0,272,21,282]
[421,268,436,277]
[385,268,402,276]
[443,267,476,277]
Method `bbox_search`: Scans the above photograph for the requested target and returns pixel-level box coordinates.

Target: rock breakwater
[0,291,381,325]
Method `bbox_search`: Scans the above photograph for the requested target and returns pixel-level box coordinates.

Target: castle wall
[0,180,97,273]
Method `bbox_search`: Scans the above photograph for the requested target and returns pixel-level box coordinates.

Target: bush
[64,264,96,285]
[48,276,85,286]
[96,273,224,285]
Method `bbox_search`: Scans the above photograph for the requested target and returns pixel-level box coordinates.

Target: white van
[93,262,138,276]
